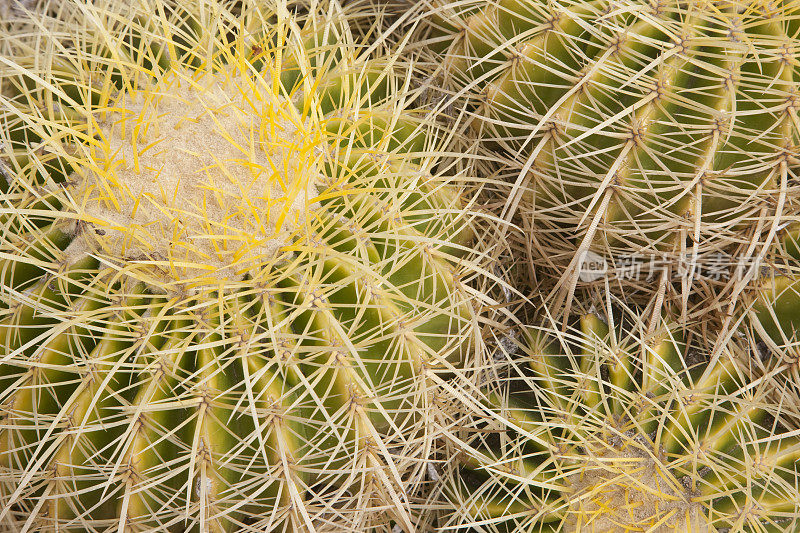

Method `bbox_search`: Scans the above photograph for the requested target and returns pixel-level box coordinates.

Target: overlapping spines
[744,227,800,411]
[416,0,800,319]
[0,1,497,530]
[439,309,800,532]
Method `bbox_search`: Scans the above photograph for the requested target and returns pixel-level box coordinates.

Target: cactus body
[0,1,487,530]
[423,0,800,308]
[746,228,800,403]
[442,312,800,532]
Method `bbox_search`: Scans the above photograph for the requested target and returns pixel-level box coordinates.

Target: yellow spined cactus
[0,1,495,530]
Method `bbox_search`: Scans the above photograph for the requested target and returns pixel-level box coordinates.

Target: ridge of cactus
[739,225,800,416]
[412,0,800,323]
[0,1,502,530]
[437,307,800,532]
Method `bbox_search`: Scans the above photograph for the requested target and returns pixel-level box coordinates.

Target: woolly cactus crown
[0,0,496,530]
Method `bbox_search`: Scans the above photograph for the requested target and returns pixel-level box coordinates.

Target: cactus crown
[69,62,321,280]
[4,0,460,287]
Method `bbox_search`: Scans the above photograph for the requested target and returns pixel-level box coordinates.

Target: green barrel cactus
[439,311,800,532]
[0,0,489,530]
[419,0,800,311]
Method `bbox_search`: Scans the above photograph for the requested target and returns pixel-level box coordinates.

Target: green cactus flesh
[0,1,481,530]
[749,226,800,378]
[425,0,800,292]
[442,312,800,532]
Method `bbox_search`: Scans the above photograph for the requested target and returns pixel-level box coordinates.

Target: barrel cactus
[439,310,800,532]
[418,0,800,314]
[0,0,490,530]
